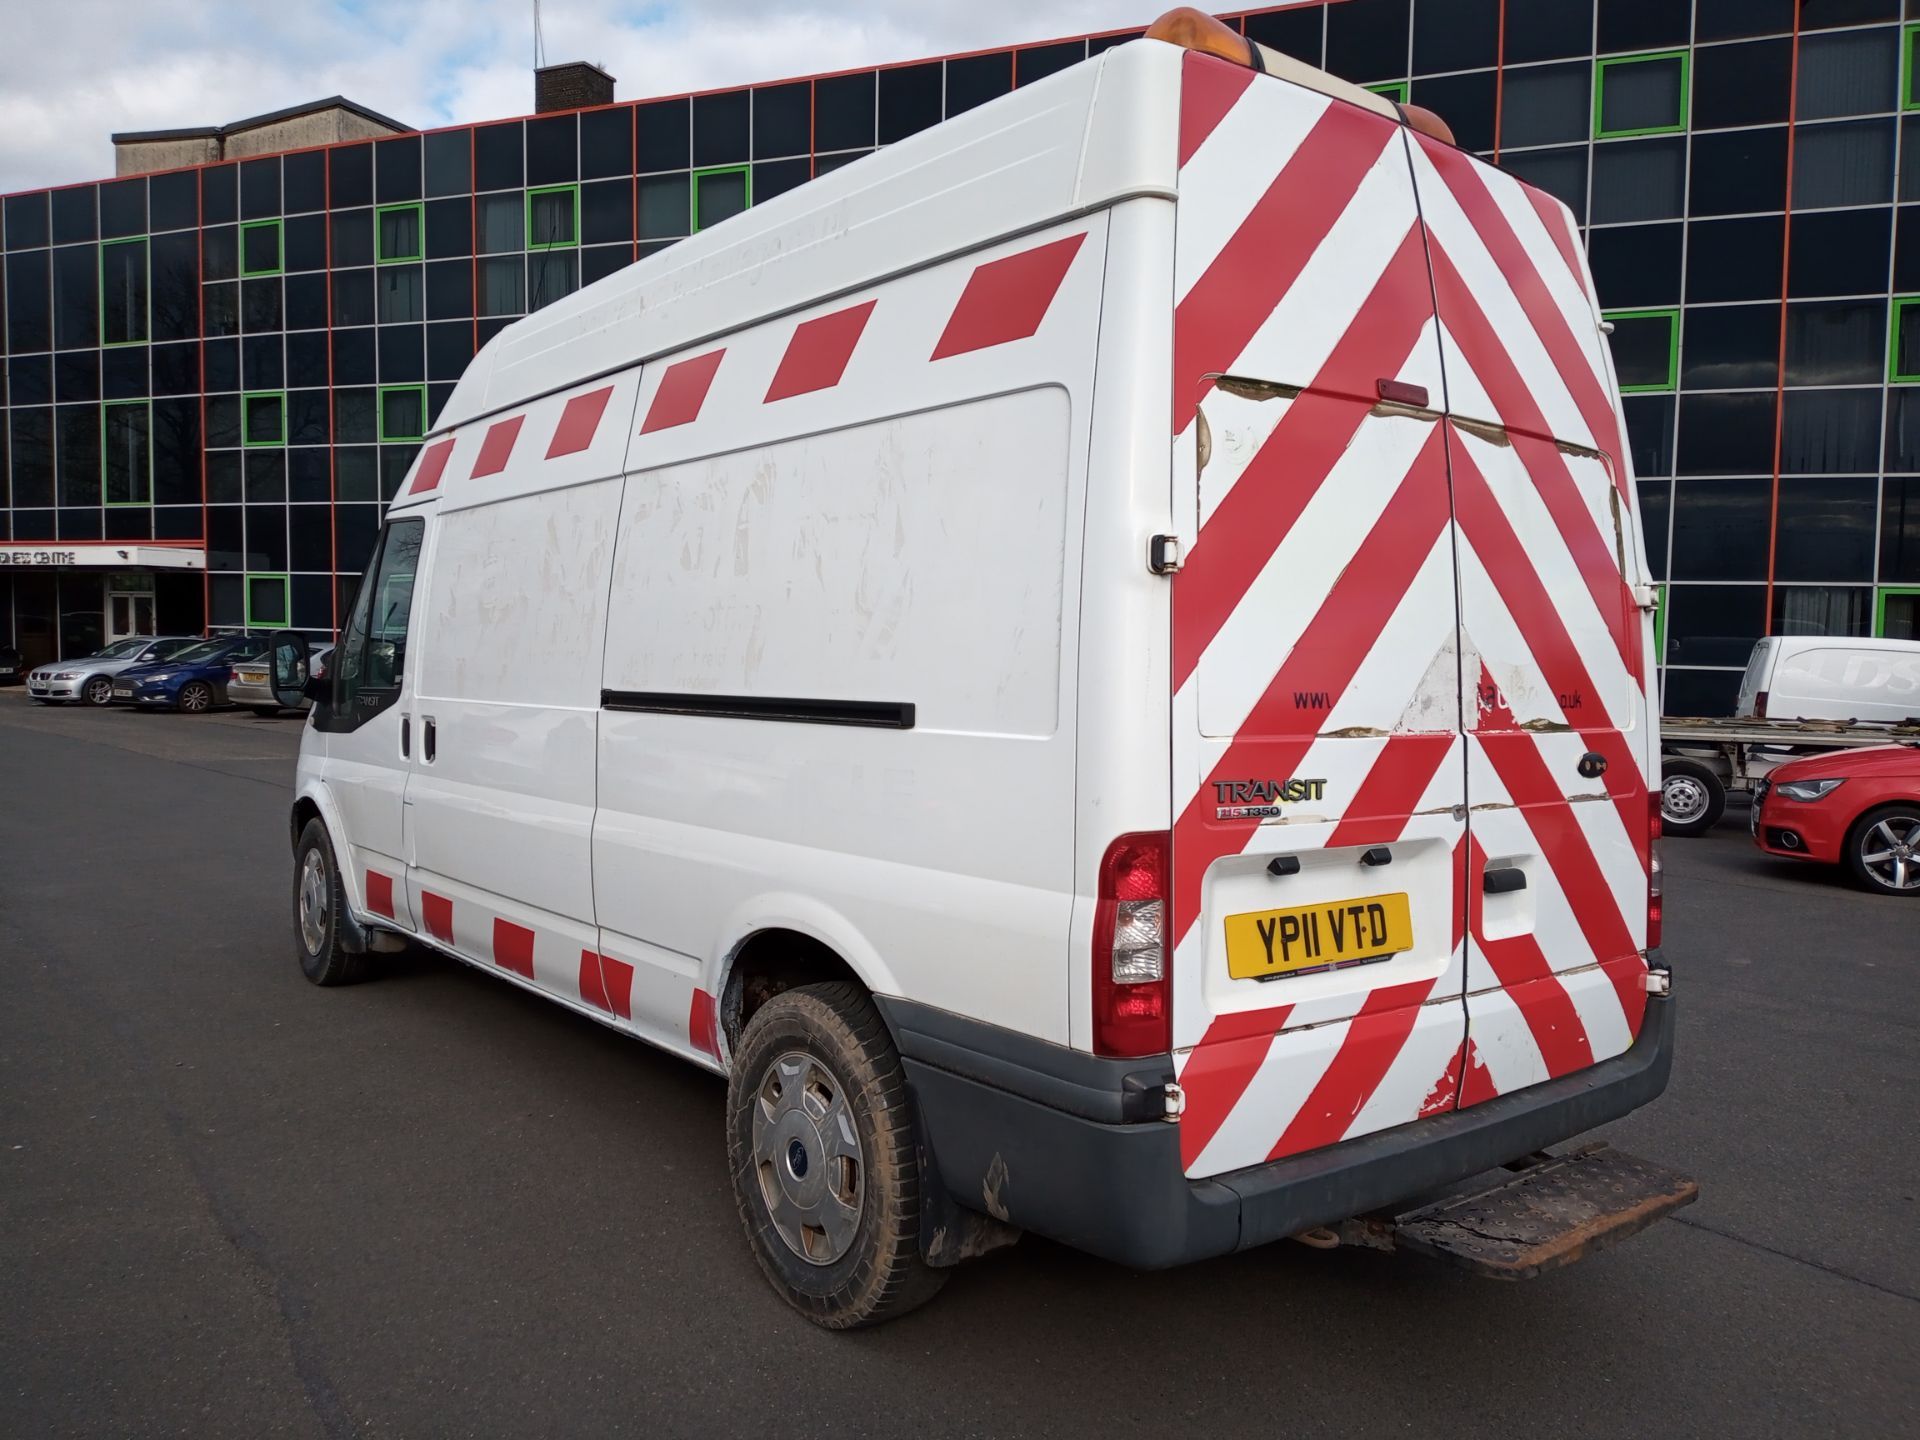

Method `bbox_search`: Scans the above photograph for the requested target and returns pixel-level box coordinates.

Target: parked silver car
[229,642,331,717]
[25,635,201,705]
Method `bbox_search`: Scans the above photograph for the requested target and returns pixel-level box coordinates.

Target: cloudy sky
[0,0,1172,193]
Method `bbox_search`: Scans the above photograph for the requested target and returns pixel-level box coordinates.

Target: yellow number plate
[1224,892,1413,981]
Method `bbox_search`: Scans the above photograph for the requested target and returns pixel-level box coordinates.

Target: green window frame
[1653,583,1668,665]
[692,165,752,232]
[102,400,153,506]
[99,237,150,347]
[1594,50,1691,139]
[525,184,580,250]
[1604,307,1679,393]
[242,391,287,447]
[1890,296,1920,382]
[240,218,284,277]
[376,202,425,263]
[1876,586,1920,639]
[378,384,427,442]
[1904,25,1920,110]
[1366,81,1409,105]
[244,572,291,629]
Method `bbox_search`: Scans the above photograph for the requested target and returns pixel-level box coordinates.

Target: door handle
[423,716,437,763]
[1484,867,1528,895]
[401,715,411,758]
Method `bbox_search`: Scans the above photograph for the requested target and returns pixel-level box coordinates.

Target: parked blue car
[111,634,272,712]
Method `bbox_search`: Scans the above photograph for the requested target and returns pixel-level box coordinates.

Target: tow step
[1302,1143,1699,1279]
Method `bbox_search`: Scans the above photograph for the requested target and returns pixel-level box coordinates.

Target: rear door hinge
[1148,534,1182,575]
[1162,1082,1186,1120]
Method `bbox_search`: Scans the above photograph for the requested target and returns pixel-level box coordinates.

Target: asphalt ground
[2,688,1916,1439]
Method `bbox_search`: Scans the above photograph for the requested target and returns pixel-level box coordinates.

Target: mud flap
[1313,1142,1696,1278]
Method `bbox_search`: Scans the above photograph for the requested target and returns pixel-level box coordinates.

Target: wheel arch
[711,897,902,1057]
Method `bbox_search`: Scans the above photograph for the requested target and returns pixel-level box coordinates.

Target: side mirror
[302,673,331,704]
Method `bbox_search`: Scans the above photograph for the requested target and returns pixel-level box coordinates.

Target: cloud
[0,0,1164,194]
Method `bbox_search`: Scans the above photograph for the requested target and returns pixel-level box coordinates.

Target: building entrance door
[108,589,156,642]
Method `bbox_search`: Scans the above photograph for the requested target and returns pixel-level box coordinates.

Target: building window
[245,572,290,628]
[1890,296,1920,382]
[102,400,152,505]
[379,384,426,442]
[1878,586,1920,639]
[376,202,424,263]
[1366,80,1409,105]
[377,265,425,323]
[477,193,523,254]
[100,238,149,346]
[692,165,750,231]
[526,184,579,249]
[1606,309,1679,392]
[638,174,691,240]
[478,256,524,317]
[527,251,579,310]
[240,218,283,277]
[243,391,287,447]
[1595,51,1691,138]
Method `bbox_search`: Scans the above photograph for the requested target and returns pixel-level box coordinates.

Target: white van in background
[281,9,1690,1327]
[1734,635,1920,724]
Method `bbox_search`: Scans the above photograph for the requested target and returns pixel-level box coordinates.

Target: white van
[1734,635,1920,724]
[283,10,1689,1327]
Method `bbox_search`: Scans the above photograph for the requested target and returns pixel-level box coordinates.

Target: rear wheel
[82,675,114,706]
[293,819,370,984]
[248,705,282,718]
[1660,759,1725,838]
[178,681,214,713]
[726,982,944,1329]
[1846,805,1920,897]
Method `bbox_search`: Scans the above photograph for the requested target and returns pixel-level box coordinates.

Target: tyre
[726,982,945,1329]
[1845,804,1920,897]
[82,675,114,706]
[1660,759,1725,838]
[177,680,214,713]
[293,819,371,984]
[248,705,282,718]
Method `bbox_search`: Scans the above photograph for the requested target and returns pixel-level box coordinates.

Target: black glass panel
[425,127,473,196]
[202,164,238,226]
[579,107,633,180]
[1596,0,1691,53]
[101,346,146,401]
[1502,63,1592,150]
[1412,0,1496,74]
[1772,586,1872,639]
[336,450,378,505]
[879,63,942,143]
[425,259,473,321]
[288,448,329,506]
[1801,0,1898,27]
[582,179,633,245]
[287,389,329,447]
[9,409,54,507]
[581,244,630,287]
[1685,216,1784,303]
[1659,666,1739,717]
[636,99,690,171]
[1677,392,1777,474]
[333,389,375,445]
[1788,208,1890,299]
[10,353,52,406]
[1697,0,1794,40]
[1880,476,1920,579]
[423,197,471,260]
[1773,476,1877,581]
[152,398,199,504]
[152,341,199,396]
[6,250,50,350]
[1611,312,1677,389]
[1591,136,1685,224]
[149,171,198,233]
[206,452,241,503]
[1782,388,1881,473]
[5,192,50,249]
[1016,41,1084,87]
[947,53,1013,117]
[693,90,750,166]
[287,330,328,389]
[752,82,809,158]
[98,178,146,239]
[285,272,327,333]
[1245,7,1322,62]
[815,73,875,152]
[1682,305,1778,391]
[637,175,690,239]
[241,277,282,332]
[1506,0,1594,63]
[240,157,280,219]
[427,320,474,381]
[284,150,326,215]
[1792,120,1895,211]
[150,231,198,342]
[202,223,237,282]
[1501,148,1588,226]
[1693,39,1792,131]
[1326,0,1409,82]
[284,213,326,273]
[56,403,101,505]
[331,268,374,329]
[1797,27,1900,122]
[52,243,98,350]
[811,153,866,177]
[333,327,376,386]
[1671,480,1772,584]
[1590,222,1681,307]
[204,337,239,393]
[378,326,425,384]
[55,350,99,403]
[50,186,97,244]
[1785,300,1885,386]
[1690,128,1789,217]
[525,116,577,186]
[243,333,284,390]
[1412,69,1496,154]
[370,134,421,204]
[330,145,373,208]
[474,123,524,192]
[1636,478,1672,578]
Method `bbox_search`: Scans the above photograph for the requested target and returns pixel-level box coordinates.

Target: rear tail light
[1092,831,1172,1058]
[1647,790,1663,951]
[1754,690,1769,718]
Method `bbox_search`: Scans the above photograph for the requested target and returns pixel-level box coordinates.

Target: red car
[1751,743,1920,896]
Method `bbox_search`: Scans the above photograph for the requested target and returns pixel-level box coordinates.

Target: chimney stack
[535,61,616,114]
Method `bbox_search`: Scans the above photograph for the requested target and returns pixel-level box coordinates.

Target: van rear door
[1407,134,1656,1107]
[1168,54,1470,1181]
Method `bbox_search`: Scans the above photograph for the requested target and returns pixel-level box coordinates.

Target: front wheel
[82,675,114,706]
[293,819,370,984]
[177,681,214,713]
[1846,805,1920,897]
[726,982,945,1329]
[1660,759,1726,838]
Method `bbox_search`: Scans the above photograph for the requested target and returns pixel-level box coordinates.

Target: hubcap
[1662,774,1708,824]
[751,1050,864,1266]
[298,849,329,954]
[86,678,111,704]
[182,686,207,712]
[1859,815,1920,892]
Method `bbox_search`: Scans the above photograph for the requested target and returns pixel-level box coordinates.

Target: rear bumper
[880,967,1675,1271]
